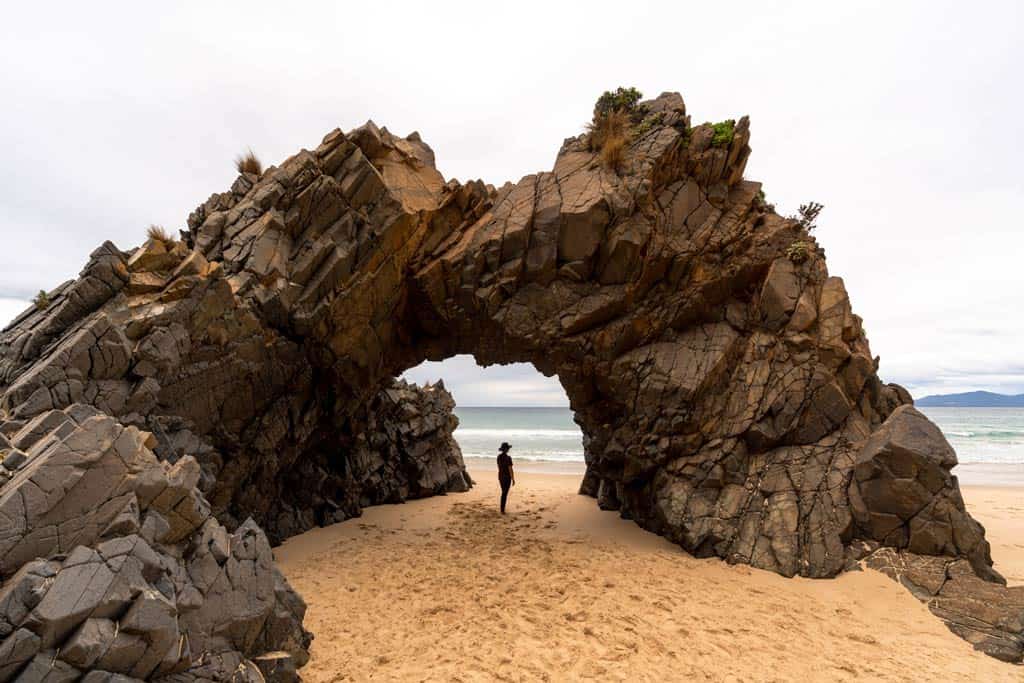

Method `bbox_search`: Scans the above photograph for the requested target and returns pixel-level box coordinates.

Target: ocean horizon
[453,406,584,462]
[454,405,1024,468]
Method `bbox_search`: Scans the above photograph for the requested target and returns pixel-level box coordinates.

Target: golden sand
[276,470,1023,682]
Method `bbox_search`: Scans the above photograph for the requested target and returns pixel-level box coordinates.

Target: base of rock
[865,548,1024,662]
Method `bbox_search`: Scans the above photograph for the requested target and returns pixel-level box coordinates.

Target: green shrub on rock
[593,87,643,118]
[786,240,812,263]
[33,289,50,311]
[711,119,735,147]
[588,87,645,171]
[792,201,824,233]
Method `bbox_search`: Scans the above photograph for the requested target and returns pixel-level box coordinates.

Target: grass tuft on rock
[146,224,175,246]
[587,87,645,171]
[33,289,50,311]
[587,109,631,170]
[710,120,736,147]
[235,148,263,176]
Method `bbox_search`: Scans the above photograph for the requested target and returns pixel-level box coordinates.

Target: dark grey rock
[1,448,27,471]
[0,407,311,679]
[0,628,41,681]
[252,651,299,683]
[13,652,81,682]
[61,618,117,670]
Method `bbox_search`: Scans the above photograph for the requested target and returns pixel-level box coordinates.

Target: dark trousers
[499,477,511,513]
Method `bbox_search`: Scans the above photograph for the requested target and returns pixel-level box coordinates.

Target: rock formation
[0,405,310,682]
[251,377,472,543]
[0,384,468,682]
[0,89,1021,673]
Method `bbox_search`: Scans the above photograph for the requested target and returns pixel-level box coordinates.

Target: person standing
[497,442,514,514]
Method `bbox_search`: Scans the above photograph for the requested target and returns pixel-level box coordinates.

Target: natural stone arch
[0,92,1022,676]
[178,93,986,580]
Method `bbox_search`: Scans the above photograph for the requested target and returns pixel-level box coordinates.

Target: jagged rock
[62,618,118,670]
[758,258,801,330]
[0,407,310,681]
[14,653,81,682]
[252,652,299,683]
[128,239,182,274]
[865,548,1024,662]
[850,405,996,581]
[1,448,26,470]
[186,375,472,544]
[0,242,128,390]
[597,478,621,511]
[80,673,144,683]
[127,272,167,297]
[0,89,1019,669]
[0,628,40,680]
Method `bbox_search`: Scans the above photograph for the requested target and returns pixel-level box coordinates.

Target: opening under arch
[403,354,586,476]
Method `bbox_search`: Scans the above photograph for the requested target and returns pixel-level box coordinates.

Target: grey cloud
[402,356,568,407]
[1,0,1021,400]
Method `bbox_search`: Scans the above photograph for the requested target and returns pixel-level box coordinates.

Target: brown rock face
[0,91,1020,669]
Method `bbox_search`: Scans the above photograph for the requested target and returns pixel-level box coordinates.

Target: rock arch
[0,92,1021,677]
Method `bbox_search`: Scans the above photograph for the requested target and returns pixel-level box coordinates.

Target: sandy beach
[276,467,1024,682]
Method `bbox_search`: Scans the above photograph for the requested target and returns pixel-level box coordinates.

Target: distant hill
[916,391,1024,407]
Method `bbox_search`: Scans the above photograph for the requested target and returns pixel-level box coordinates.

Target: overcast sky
[1,1,1021,406]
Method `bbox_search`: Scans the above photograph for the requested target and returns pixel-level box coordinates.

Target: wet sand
[276,469,1023,682]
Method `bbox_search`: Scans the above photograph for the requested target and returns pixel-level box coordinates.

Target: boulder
[127,239,180,273]
[758,258,801,330]
[850,405,996,580]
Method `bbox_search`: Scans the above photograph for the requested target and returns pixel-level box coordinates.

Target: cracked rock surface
[0,405,310,681]
[0,90,1021,668]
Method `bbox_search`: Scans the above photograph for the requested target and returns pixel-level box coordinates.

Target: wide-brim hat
[499,442,511,451]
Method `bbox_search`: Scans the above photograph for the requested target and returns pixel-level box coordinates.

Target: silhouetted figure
[497,442,514,513]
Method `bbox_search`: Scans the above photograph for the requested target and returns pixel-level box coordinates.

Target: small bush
[235,148,263,176]
[587,109,631,170]
[146,224,175,246]
[587,109,630,151]
[33,289,50,311]
[711,120,735,147]
[791,201,824,232]
[786,241,812,263]
[586,87,647,171]
[593,87,643,118]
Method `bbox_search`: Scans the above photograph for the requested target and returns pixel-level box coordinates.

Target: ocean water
[453,406,1024,466]
[918,407,1024,464]
[453,407,583,462]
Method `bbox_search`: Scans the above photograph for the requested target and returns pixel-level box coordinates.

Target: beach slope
[277,469,1023,681]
